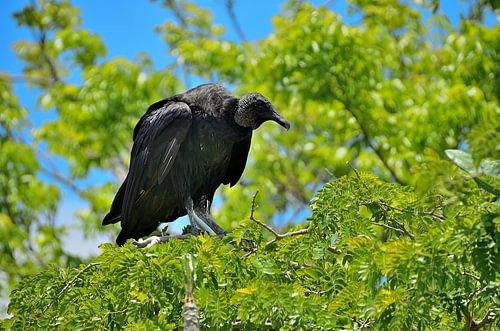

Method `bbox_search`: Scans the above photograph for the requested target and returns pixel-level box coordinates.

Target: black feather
[103,83,284,245]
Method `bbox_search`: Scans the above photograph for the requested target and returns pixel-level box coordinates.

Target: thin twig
[265,228,309,246]
[467,283,489,304]
[462,271,481,282]
[466,308,497,331]
[347,161,370,190]
[378,201,446,223]
[164,0,191,88]
[327,246,342,254]
[390,219,416,240]
[39,162,84,196]
[349,162,446,222]
[249,191,280,237]
[2,121,84,197]
[344,100,405,185]
[42,262,100,315]
[33,145,78,194]
[248,191,309,250]
[305,289,328,295]
[420,210,447,222]
[0,72,51,84]
[283,207,305,229]
[39,32,61,84]
[133,234,193,248]
[225,0,247,42]
[372,222,406,236]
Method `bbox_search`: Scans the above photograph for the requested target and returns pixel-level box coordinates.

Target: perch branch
[133,234,193,248]
[249,191,309,248]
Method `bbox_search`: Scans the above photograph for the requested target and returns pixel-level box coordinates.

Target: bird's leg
[186,197,212,235]
[194,199,227,238]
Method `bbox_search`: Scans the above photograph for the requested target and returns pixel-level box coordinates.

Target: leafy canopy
[4,162,499,329]
[0,0,499,328]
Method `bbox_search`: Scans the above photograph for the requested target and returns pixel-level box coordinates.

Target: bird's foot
[133,236,162,248]
[133,234,193,248]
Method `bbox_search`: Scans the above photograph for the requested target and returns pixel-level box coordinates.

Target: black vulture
[102,83,289,246]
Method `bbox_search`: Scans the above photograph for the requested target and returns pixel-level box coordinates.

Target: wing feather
[121,102,192,231]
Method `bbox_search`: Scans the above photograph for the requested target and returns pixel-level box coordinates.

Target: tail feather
[102,213,121,225]
[116,230,129,246]
[102,179,127,226]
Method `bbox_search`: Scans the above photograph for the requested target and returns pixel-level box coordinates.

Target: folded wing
[121,101,192,232]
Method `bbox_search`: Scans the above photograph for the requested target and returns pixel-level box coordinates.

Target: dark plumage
[103,83,289,246]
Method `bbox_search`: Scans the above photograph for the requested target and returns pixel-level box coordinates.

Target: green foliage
[1,0,499,327]
[3,166,499,329]
[0,79,81,295]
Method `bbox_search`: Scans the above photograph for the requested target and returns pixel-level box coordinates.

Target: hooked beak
[270,109,291,130]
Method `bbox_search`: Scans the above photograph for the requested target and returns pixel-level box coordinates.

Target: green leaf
[445,149,474,173]
[479,160,500,178]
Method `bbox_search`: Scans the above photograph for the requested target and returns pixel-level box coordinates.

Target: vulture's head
[235,93,290,130]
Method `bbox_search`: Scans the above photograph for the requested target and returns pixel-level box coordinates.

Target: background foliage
[0,0,499,329]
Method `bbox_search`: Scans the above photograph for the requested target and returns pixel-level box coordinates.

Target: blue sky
[0,0,496,256]
[2,0,325,256]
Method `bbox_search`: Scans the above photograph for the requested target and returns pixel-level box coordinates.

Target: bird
[102,83,290,246]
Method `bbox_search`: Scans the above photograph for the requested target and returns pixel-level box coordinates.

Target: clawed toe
[132,234,194,248]
[133,236,161,248]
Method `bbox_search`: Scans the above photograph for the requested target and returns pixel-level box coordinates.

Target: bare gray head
[234,93,290,130]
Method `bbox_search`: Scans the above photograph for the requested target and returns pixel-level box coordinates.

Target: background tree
[0,0,499,328]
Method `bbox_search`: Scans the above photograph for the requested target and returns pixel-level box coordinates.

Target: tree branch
[462,271,481,282]
[0,72,51,85]
[38,165,84,196]
[225,0,247,42]
[249,191,309,247]
[466,308,497,331]
[344,105,405,185]
[372,222,407,236]
[41,262,100,315]
[32,145,85,196]
[2,122,84,197]
[182,254,199,331]
[164,0,191,88]
[348,161,447,223]
[39,31,61,85]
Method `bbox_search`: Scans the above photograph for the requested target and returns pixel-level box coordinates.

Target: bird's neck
[234,101,255,129]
